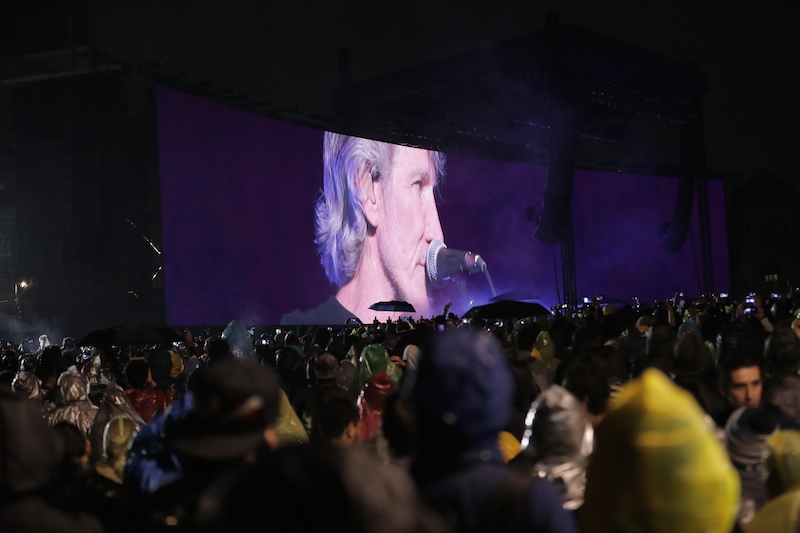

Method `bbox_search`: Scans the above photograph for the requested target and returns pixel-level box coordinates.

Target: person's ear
[345,421,360,444]
[359,167,381,228]
[263,426,279,452]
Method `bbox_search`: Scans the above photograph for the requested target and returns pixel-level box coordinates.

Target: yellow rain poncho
[275,388,309,447]
[581,368,739,533]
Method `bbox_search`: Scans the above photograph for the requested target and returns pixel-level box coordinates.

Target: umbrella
[463,300,551,321]
[369,301,416,313]
[78,323,184,346]
[489,290,538,303]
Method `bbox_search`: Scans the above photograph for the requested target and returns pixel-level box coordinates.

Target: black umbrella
[369,301,416,313]
[463,300,551,321]
[78,323,184,346]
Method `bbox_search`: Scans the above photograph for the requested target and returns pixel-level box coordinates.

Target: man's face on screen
[376,146,444,316]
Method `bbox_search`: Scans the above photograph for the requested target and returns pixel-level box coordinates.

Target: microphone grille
[426,239,447,286]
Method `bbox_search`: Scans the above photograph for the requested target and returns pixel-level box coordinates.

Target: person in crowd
[562,346,626,428]
[147,346,177,394]
[744,429,800,533]
[350,343,400,395]
[48,371,98,437]
[403,343,421,371]
[50,421,124,529]
[717,350,765,424]
[51,421,94,491]
[513,385,593,511]
[381,389,416,464]
[717,324,745,363]
[40,344,73,378]
[12,369,55,413]
[762,327,800,426]
[274,346,307,411]
[358,369,397,442]
[208,444,449,533]
[123,359,174,424]
[282,132,447,324]
[88,380,144,464]
[581,368,739,533]
[410,328,578,533]
[503,339,542,441]
[95,416,138,484]
[33,359,59,401]
[724,406,784,525]
[0,388,103,532]
[309,387,362,446]
[125,358,281,530]
[221,319,256,362]
[668,332,730,425]
[511,320,553,393]
[641,322,677,376]
[295,352,348,434]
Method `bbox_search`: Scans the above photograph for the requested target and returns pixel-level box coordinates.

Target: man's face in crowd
[375,146,444,315]
[724,366,762,409]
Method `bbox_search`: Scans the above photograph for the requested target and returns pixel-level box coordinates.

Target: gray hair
[315,132,445,287]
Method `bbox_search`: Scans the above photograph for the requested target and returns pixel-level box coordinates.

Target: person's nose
[424,194,444,244]
[747,385,756,401]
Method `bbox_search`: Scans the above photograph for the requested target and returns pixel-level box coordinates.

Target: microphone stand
[482,265,497,298]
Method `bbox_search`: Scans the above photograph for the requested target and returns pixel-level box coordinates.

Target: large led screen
[158,85,729,326]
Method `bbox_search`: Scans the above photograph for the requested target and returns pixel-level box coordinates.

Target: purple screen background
[158,85,729,325]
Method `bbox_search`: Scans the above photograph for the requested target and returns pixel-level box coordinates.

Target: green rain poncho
[348,344,401,395]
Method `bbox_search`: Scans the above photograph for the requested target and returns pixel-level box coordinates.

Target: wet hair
[563,346,626,416]
[124,359,149,389]
[33,362,56,387]
[718,350,763,387]
[53,421,86,463]
[0,350,19,372]
[512,322,542,352]
[382,391,415,459]
[206,338,233,364]
[0,370,14,388]
[255,344,276,367]
[315,132,445,287]
[312,389,360,444]
[764,327,800,372]
[716,324,742,361]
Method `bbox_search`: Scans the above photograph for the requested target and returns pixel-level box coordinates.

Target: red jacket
[125,387,173,424]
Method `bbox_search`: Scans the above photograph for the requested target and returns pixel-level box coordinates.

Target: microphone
[426,239,487,288]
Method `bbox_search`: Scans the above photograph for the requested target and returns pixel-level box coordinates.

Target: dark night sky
[88,1,797,182]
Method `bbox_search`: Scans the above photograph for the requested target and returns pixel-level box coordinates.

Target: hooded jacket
[0,388,103,532]
[89,381,145,463]
[411,329,578,533]
[47,372,99,437]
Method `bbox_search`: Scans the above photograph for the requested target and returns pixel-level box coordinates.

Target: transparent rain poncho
[744,430,800,533]
[89,380,145,463]
[519,384,593,510]
[222,320,256,362]
[47,371,99,437]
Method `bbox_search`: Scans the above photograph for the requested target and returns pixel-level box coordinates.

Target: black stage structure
[331,13,712,309]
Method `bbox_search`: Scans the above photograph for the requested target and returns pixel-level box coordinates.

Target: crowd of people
[3,290,800,532]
